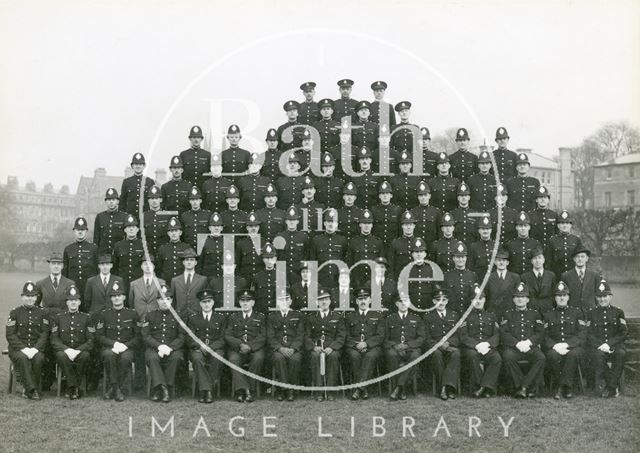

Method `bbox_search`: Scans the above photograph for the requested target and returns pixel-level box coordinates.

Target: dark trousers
[190,349,224,391]
[592,348,626,390]
[430,347,461,389]
[462,348,502,391]
[502,347,545,389]
[9,350,45,393]
[272,350,302,385]
[228,349,264,393]
[546,347,584,389]
[310,350,341,386]
[385,347,420,387]
[101,349,134,387]
[55,350,90,388]
[346,347,381,386]
[145,349,183,388]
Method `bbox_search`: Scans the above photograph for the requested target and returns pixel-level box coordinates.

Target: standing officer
[274,206,310,281]
[451,182,478,247]
[179,125,211,191]
[221,124,252,179]
[468,150,497,212]
[155,217,191,283]
[50,285,94,400]
[388,211,417,278]
[161,156,192,214]
[410,181,441,247]
[460,284,502,398]
[142,283,185,403]
[520,248,557,315]
[505,212,542,275]
[543,281,586,399]
[390,101,419,170]
[588,279,627,397]
[505,153,540,213]
[5,281,49,400]
[369,80,396,129]
[238,154,270,212]
[424,285,461,400]
[372,180,402,248]
[236,212,264,282]
[443,241,478,314]
[256,183,285,244]
[142,185,172,258]
[468,215,495,279]
[313,100,341,159]
[267,288,305,401]
[277,101,305,152]
[180,186,211,251]
[492,127,518,182]
[197,213,225,279]
[63,216,98,301]
[112,214,144,293]
[298,81,320,125]
[351,101,379,160]
[546,210,584,276]
[202,153,233,214]
[450,128,478,183]
[309,209,348,287]
[345,288,384,400]
[500,282,546,398]
[297,176,325,233]
[384,294,425,400]
[275,152,306,210]
[315,152,345,208]
[488,183,519,247]
[220,185,248,234]
[225,289,266,403]
[261,128,284,181]
[403,237,436,311]
[528,186,558,245]
[337,181,364,241]
[187,289,226,403]
[419,127,439,178]
[391,151,420,211]
[252,243,278,313]
[120,152,155,215]
[333,79,358,121]
[430,212,458,274]
[347,209,385,284]
[304,288,346,401]
[96,281,140,402]
[351,146,381,209]
[429,152,461,212]
[94,188,127,255]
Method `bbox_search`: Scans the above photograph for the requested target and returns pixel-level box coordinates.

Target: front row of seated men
[6,277,627,402]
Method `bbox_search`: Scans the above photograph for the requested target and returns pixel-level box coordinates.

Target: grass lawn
[1,271,639,452]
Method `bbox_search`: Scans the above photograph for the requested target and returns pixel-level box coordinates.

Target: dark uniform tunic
[406,261,436,310]
[238,174,271,212]
[274,229,309,279]
[449,149,478,183]
[460,309,502,391]
[220,208,248,234]
[450,206,479,247]
[430,237,457,274]
[120,174,155,216]
[312,118,341,154]
[6,305,49,392]
[488,205,519,247]
[267,310,304,385]
[235,236,264,282]
[304,311,346,386]
[390,122,419,159]
[410,205,441,246]
[505,175,540,213]
[261,149,285,182]
[588,305,627,390]
[505,237,542,275]
[351,171,381,209]
[179,147,211,191]
[346,233,385,268]
[255,206,286,244]
[161,179,192,214]
[197,235,224,278]
[315,175,345,208]
[371,203,402,248]
[224,311,266,393]
[142,309,185,388]
[112,238,145,291]
[332,98,358,121]
[221,146,252,179]
[424,309,461,389]
[93,210,127,255]
[383,312,425,386]
[528,207,558,246]
[63,240,98,299]
[468,172,497,212]
[95,307,141,386]
[500,308,546,389]
[298,100,320,125]
[387,235,415,278]
[252,268,277,313]
[309,231,348,285]
[345,310,384,384]
[370,101,396,129]
[420,148,440,178]
[202,176,233,213]
[155,241,191,283]
[546,233,583,276]
[443,268,478,314]
[492,148,518,182]
[351,120,379,157]
[51,310,94,388]
[275,175,305,210]
[468,239,496,280]
[390,173,420,211]
[187,311,226,391]
[142,209,172,258]
[180,208,212,251]
[543,305,586,388]
[296,199,325,233]
[337,205,363,240]
[428,175,461,212]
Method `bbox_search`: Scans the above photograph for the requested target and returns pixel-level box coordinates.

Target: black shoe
[103,385,115,400]
[276,390,284,401]
[483,389,493,398]
[515,387,527,399]
[198,390,207,403]
[527,389,536,398]
[351,388,361,401]
[447,387,456,400]
[64,390,71,399]
[399,387,407,401]
[600,388,611,398]
[204,390,213,404]
[236,391,246,403]
[245,391,254,403]
[554,388,562,400]
[316,393,325,402]
[114,386,125,402]
[564,389,573,399]
[473,387,486,398]
[70,387,80,400]
[327,392,335,401]
[287,390,295,402]
[151,387,161,402]
[390,386,400,401]
[30,390,41,400]
[439,387,448,401]
[361,388,369,400]
[161,385,170,403]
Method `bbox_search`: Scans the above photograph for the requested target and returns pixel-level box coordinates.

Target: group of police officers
[5,79,628,404]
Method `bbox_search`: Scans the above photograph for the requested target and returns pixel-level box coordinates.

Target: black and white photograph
[0,1,638,452]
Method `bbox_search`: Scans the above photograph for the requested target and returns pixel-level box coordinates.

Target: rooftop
[593,153,640,167]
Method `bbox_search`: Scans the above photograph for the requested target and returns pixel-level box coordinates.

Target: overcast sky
[1,0,638,190]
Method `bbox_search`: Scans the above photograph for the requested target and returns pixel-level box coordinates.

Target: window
[628,190,636,206]
[630,166,636,178]
[606,168,612,179]
[605,192,612,207]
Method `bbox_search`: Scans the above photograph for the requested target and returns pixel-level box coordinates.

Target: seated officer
[96,281,141,402]
[187,289,226,404]
[424,285,461,400]
[543,281,586,399]
[267,288,304,402]
[304,288,346,401]
[5,281,49,400]
[142,284,185,403]
[345,288,384,401]
[225,289,266,403]
[383,293,426,401]
[51,285,94,400]
[460,284,502,398]
[588,279,628,398]
[500,282,546,398]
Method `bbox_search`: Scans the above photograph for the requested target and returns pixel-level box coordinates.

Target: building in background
[593,153,640,209]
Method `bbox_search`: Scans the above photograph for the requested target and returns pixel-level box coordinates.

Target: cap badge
[135,153,142,159]
[78,219,84,225]
[457,243,464,252]
[558,283,565,291]
[70,287,77,296]
[599,283,605,291]
[27,283,33,291]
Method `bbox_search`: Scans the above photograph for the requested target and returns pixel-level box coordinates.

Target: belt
[204,338,210,345]
[242,334,248,342]
[400,335,405,344]
[282,335,288,344]
[360,334,366,342]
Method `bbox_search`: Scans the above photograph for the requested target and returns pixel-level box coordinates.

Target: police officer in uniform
[468,150,497,212]
[451,182,479,247]
[63,216,98,301]
[347,209,385,283]
[202,153,233,214]
[443,241,478,314]
[460,284,502,398]
[261,128,284,182]
[236,212,264,282]
[304,288,346,401]
[467,215,496,279]
[588,280,627,397]
[222,124,252,179]
[488,183,519,247]
[112,214,145,293]
[313,99,341,156]
[333,79,358,121]
[351,101,379,160]
[492,127,518,182]
[155,217,191,282]
[419,127,439,178]
[410,180,441,247]
[120,152,155,216]
[390,101,419,171]
[337,181,363,241]
[315,152,345,208]
[161,156,192,214]
[197,213,225,279]
[96,281,141,401]
[5,281,49,400]
[387,211,417,278]
[225,289,266,403]
[372,180,402,248]
[546,210,584,276]
[543,281,586,399]
[142,283,185,402]
[142,185,171,258]
[180,186,212,251]
[309,209,347,287]
[505,211,542,275]
[275,152,306,210]
[267,288,305,401]
[351,146,381,209]
[238,153,271,212]
[500,282,546,398]
[528,186,558,245]
[252,243,278,313]
[256,183,286,244]
[51,285,94,399]
[94,188,127,255]
[220,185,248,234]
[179,125,211,191]
[390,151,420,211]
[187,289,226,403]
[207,251,248,311]
[450,128,478,182]
[277,101,306,152]
[297,175,325,233]
[384,293,425,400]
[406,237,436,310]
[429,152,461,212]
[369,81,396,129]
[505,153,540,213]
[298,81,320,125]
[431,212,458,274]
[274,206,310,281]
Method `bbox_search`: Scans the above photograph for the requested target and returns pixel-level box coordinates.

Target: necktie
[53,277,58,289]
[578,269,584,283]
[103,277,108,288]
[440,312,444,319]
[537,272,542,283]
[146,279,151,289]
[186,273,192,287]
[500,272,505,281]
[206,314,210,322]
[361,311,365,317]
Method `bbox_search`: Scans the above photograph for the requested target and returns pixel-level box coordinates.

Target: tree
[572,209,628,255]
[0,186,19,268]
[430,127,459,155]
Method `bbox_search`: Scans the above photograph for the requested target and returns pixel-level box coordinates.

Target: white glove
[21,347,36,359]
[475,342,491,355]
[28,347,39,359]
[158,344,172,357]
[552,343,568,355]
[112,341,127,354]
[65,348,80,361]
[522,339,532,353]
[598,343,611,353]
[515,341,527,353]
